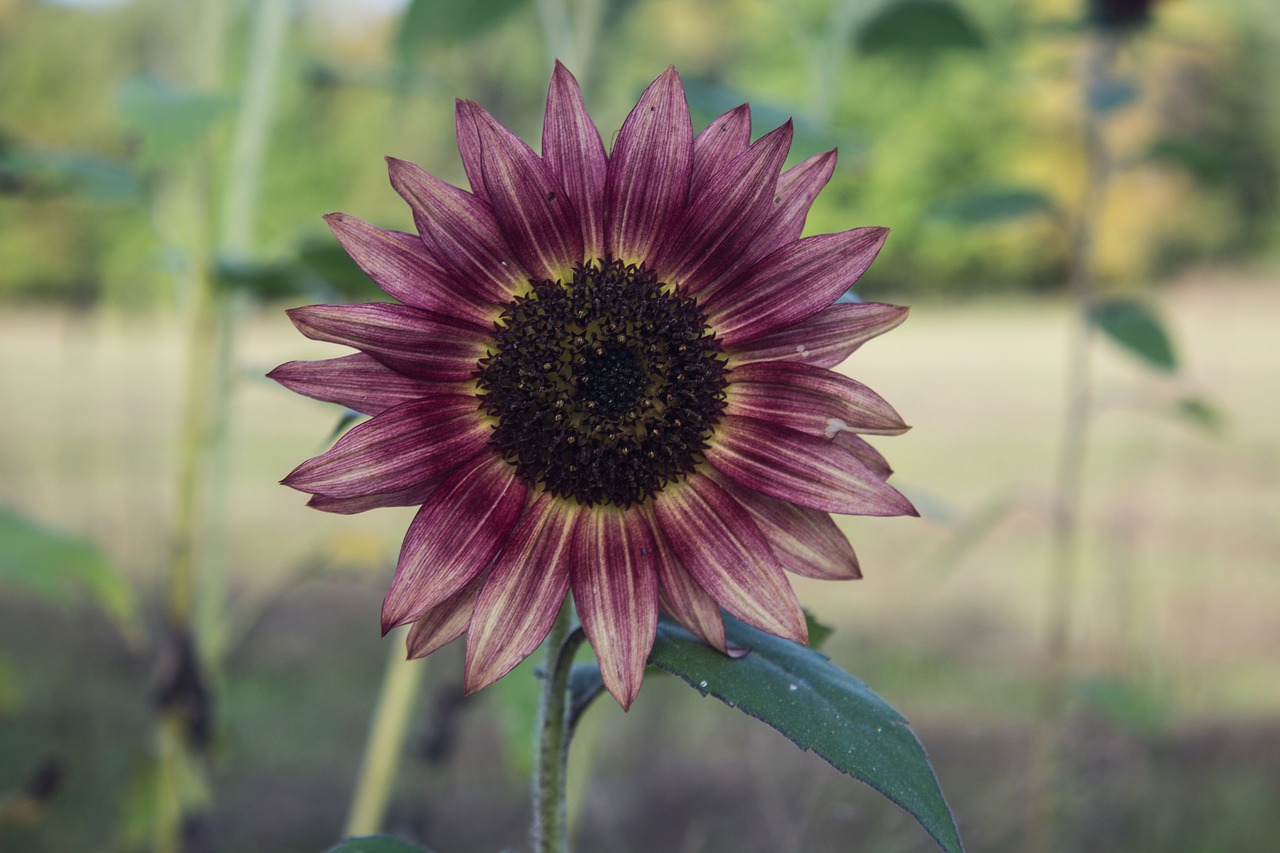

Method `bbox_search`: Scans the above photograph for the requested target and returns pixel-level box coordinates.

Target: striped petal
[382,455,528,632]
[704,226,889,348]
[712,470,861,580]
[834,432,893,480]
[324,213,498,328]
[727,302,909,369]
[465,99,583,282]
[643,505,728,653]
[454,97,488,202]
[282,400,488,499]
[306,479,440,515]
[724,360,908,438]
[543,61,607,260]
[286,303,488,382]
[406,573,485,659]
[570,508,659,709]
[652,473,807,643]
[658,121,792,294]
[464,495,579,694]
[694,150,839,301]
[268,354,448,416]
[604,66,692,264]
[387,157,528,300]
[706,414,916,516]
[690,104,751,196]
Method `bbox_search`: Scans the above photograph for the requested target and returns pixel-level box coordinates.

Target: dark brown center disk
[474,259,728,507]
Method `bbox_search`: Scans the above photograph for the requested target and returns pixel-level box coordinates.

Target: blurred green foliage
[0,0,1277,307]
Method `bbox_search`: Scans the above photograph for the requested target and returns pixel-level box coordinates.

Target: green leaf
[1086,77,1139,115]
[323,836,433,853]
[1145,137,1232,185]
[930,186,1058,224]
[1175,396,1225,435]
[0,507,142,644]
[0,148,142,204]
[567,661,606,732]
[857,0,986,55]
[117,76,233,166]
[650,615,962,853]
[1090,297,1178,373]
[395,0,530,67]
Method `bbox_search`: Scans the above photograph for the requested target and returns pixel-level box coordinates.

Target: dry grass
[1,269,1278,851]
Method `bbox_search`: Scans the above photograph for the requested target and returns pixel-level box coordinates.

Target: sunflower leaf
[323,836,433,853]
[857,0,986,55]
[1089,297,1178,373]
[650,614,962,853]
[0,506,142,646]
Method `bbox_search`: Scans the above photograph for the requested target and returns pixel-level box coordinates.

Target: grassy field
[1,269,1277,851]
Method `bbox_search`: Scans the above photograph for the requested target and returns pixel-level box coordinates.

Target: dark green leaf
[1145,137,1231,185]
[0,148,143,204]
[805,611,834,649]
[396,0,530,67]
[681,80,850,154]
[216,257,300,299]
[650,615,962,853]
[117,76,233,166]
[323,836,433,853]
[1175,396,1225,435]
[1086,77,1138,114]
[1090,297,1178,373]
[1073,676,1169,735]
[567,662,606,732]
[857,0,986,55]
[0,507,141,644]
[930,186,1058,224]
[326,410,364,446]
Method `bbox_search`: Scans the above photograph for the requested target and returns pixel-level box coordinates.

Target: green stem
[533,607,587,853]
[1030,27,1116,852]
[344,632,426,836]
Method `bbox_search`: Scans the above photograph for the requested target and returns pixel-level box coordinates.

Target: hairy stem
[533,607,587,853]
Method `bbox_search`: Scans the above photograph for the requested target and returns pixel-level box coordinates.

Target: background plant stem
[1029,26,1117,853]
[344,631,426,836]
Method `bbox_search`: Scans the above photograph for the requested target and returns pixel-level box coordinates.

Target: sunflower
[271,63,915,709]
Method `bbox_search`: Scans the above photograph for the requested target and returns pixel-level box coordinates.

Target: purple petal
[306,479,440,515]
[464,99,584,282]
[454,98,488,202]
[464,495,578,693]
[282,399,488,499]
[706,414,916,516]
[543,61,608,260]
[570,507,659,709]
[268,354,450,416]
[386,157,528,301]
[726,302,909,369]
[406,572,485,659]
[643,506,728,653]
[695,150,841,301]
[604,66,693,264]
[712,470,861,580]
[382,455,528,632]
[834,432,893,480]
[286,303,488,382]
[324,213,498,328]
[690,104,751,196]
[703,226,889,348]
[658,121,793,294]
[724,360,909,437]
[652,474,807,643]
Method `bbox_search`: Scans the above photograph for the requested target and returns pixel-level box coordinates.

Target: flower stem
[344,631,425,836]
[533,607,587,853]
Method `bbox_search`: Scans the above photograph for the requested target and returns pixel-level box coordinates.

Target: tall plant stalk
[1029,28,1117,853]
[154,0,290,848]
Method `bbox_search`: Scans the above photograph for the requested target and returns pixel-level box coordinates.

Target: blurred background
[1,0,1277,850]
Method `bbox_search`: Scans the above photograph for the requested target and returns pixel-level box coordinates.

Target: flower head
[271,64,915,709]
